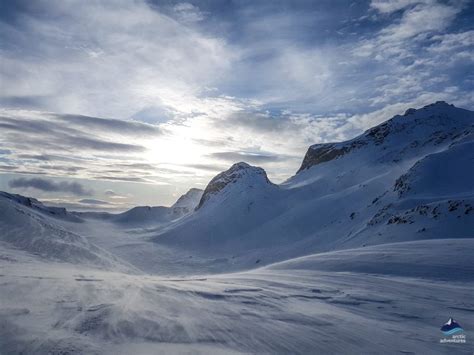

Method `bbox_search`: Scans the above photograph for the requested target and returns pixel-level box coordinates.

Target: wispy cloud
[9,177,93,196]
[0,110,152,153]
[172,2,207,24]
[210,150,290,164]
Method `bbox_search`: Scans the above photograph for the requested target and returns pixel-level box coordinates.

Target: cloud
[172,3,206,23]
[0,95,51,109]
[0,165,17,171]
[0,108,167,184]
[92,176,154,183]
[37,165,84,173]
[183,163,228,173]
[0,110,149,153]
[105,190,117,196]
[378,2,460,42]
[41,198,126,212]
[355,2,463,60]
[104,190,129,200]
[428,30,474,53]
[210,150,290,164]
[9,177,93,196]
[369,0,428,14]
[16,153,83,162]
[54,113,161,136]
[0,0,234,118]
[78,198,111,205]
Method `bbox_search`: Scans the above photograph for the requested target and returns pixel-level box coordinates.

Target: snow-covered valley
[1,102,473,354]
[1,239,473,354]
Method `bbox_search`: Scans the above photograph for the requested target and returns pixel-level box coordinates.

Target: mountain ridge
[297,101,472,173]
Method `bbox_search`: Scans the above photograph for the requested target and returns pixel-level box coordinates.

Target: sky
[0,0,473,211]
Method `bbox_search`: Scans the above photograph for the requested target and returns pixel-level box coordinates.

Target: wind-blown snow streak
[0,239,472,354]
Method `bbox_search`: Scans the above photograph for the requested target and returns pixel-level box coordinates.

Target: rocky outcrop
[297,140,366,173]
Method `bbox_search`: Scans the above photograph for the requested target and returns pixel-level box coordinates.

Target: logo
[440,318,466,344]
[441,318,463,335]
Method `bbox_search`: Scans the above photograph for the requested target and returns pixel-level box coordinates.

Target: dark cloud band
[9,177,94,196]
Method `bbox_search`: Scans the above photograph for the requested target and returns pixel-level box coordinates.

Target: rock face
[196,162,272,209]
[297,141,365,173]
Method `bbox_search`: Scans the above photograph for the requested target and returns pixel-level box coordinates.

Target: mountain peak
[229,161,252,170]
[426,100,453,108]
[196,162,271,209]
[404,101,454,116]
[296,102,471,173]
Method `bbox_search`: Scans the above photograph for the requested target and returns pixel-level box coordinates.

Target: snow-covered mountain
[151,101,474,270]
[196,162,275,209]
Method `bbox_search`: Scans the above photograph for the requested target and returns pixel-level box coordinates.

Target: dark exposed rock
[366,122,392,145]
[393,174,410,196]
[297,141,367,172]
[387,216,410,225]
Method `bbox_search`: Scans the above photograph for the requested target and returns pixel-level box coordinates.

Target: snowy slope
[0,191,82,223]
[150,102,474,271]
[0,192,133,271]
[0,238,472,354]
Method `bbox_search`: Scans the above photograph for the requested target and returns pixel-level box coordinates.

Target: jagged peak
[196,162,271,209]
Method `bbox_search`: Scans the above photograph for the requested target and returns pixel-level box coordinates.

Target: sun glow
[145,125,208,167]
